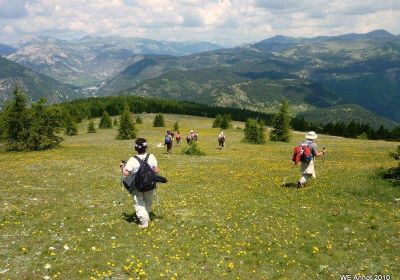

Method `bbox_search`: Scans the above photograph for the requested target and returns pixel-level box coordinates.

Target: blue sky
[1,0,399,46]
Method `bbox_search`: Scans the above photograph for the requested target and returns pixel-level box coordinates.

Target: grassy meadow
[0,114,399,280]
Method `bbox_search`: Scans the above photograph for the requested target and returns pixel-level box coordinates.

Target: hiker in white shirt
[123,138,160,228]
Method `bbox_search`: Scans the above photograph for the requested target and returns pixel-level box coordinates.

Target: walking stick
[154,188,162,216]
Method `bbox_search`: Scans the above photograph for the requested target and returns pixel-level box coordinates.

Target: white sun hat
[305,131,318,140]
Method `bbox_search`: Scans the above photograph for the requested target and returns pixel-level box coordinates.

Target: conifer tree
[212,114,223,128]
[64,112,78,136]
[270,100,291,142]
[26,98,63,150]
[220,114,232,129]
[2,87,31,150]
[117,106,137,140]
[153,113,165,127]
[113,118,118,126]
[87,119,96,133]
[99,111,112,128]
[244,118,265,144]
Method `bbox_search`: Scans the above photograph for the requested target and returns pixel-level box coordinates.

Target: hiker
[164,130,173,153]
[297,131,326,188]
[175,131,182,146]
[218,131,225,149]
[122,138,160,228]
[187,130,195,144]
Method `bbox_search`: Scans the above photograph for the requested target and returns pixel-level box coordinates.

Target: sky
[0,0,399,46]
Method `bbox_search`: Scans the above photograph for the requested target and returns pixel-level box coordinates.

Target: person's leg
[143,190,154,214]
[132,191,150,227]
[298,173,312,186]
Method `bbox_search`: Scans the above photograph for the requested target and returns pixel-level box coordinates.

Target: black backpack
[134,154,157,192]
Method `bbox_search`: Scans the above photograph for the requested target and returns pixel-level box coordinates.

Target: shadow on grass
[121,212,161,224]
[282,182,299,188]
[122,212,140,224]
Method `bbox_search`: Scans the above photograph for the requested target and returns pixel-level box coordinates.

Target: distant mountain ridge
[0,44,16,56]
[100,29,400,125]
[0,56,79,108]
[1,30,399,128]
[6,35,222,87]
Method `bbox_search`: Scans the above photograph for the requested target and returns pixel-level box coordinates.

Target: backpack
[292,144,313,165]
[164,135,171,144]
[134,154,157,192]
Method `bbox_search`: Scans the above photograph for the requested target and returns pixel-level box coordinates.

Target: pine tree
[64,112,78,136]
[244,118,265,144]
[2,87,31,151]
[25,98,63,150]
[212,114,223,128]
[87,119,96,133]
[153,114,165,127]
[270,100,291,142]
[220,114,232,129]
[135,115,143,124]
[113,118,118,126]
[99,111,112,128]
[117,106,137,140]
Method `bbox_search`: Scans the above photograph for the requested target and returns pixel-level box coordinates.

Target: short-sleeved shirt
[304,140,318,157]
[124,153,158,174]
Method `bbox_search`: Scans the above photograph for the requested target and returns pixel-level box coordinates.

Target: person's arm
[314,147,326,157]
[150,154,160,173]
[122,168,130,177]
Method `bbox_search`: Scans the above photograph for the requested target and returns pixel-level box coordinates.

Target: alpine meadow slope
[0,114,399,279]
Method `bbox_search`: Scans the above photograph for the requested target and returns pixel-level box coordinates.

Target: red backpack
[292,144,312,165]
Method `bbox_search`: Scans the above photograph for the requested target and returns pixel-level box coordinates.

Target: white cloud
[0,0,399,45]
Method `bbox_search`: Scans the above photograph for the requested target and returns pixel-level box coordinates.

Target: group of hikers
[121,130,325,229]
[162,129,226,154]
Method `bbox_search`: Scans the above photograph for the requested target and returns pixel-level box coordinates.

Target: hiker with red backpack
[175,131,182,146]
[122,138,160,228]
[293,131,326,188]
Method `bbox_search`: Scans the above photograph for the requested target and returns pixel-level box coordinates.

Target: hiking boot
[138,221,149,229]
[297,181,302,188]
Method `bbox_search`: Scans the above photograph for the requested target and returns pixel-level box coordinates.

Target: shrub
[153,114,165,127]
[136,115,143,124]
[173,121,180,131]
[182,142,205,156]
[244,118,265,144]
[382,146,400,186]
[87,120,96,133]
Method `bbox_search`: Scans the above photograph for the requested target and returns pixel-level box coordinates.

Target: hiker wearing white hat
[218,131,225,149]
[297,131,326,187]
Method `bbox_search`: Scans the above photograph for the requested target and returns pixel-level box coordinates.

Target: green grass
[0,114,399,279]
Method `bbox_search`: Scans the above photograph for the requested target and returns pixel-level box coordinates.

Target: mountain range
[1,30,399,128]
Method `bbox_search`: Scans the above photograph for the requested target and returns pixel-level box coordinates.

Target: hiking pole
[154,188,162,216]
